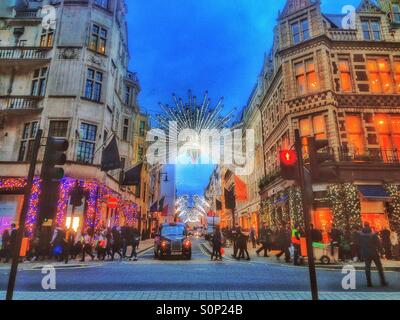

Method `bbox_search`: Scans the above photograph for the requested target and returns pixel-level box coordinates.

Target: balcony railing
[14,10,39,19]
[0,47,50,60]
[334,147,400,164]
[0,96,42,111]
[328,29,358,41]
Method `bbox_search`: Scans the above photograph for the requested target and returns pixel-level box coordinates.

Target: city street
[0,238,399,300]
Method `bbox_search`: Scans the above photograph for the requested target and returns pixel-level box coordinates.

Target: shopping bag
[53,245,63,255]
[19,238,30,257]
[220,248,225,255]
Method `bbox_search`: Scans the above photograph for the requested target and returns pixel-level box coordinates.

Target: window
[125,86,132,105]
[375,114,400,162]
[77,123,97,164]
[31,68,48,97]
[122,118,129,141]
[18,122,38,162]
[120,157,126,170]
[345,114,365,155]
[367,58,393,93]
[94,0,109,9]
[299,115,326,156]
[339,58,352,92]
[361,20,381,41]
[138,146,144,161]
[394,59,400,93]
[291,18,310,45]
[84,69,103,102]
[49,120,68,137]
[139,121,146,137]
[393,4,400,23]
[40,28,54,47]
[295,58,318,95]
[89,24,107,54]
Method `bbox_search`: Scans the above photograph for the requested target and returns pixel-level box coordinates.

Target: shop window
[345,114,365,155]
[295,58,318,96]
[18,122,38,162]
[361,19,381,41]
[338,58,352,92]
[31,67,48,97]
[361,200,389,232]
[374,114,400,162]
[367,58,393,93]
[77,123,97,164]
[89,24,107,55]
[312,208,333,243]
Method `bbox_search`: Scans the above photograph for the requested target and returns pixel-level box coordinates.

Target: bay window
[77,123,97,164]
[375,114,400,162]
[291,18,310,45]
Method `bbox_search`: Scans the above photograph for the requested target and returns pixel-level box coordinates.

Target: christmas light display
[288,186,304,228]
[384,184,400,229]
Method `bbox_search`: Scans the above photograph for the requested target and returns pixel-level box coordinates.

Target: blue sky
[126,0,359,196]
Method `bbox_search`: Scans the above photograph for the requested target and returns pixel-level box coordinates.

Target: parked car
[154,222,192,260]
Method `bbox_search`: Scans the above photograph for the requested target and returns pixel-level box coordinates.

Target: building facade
[0,0,144,236]
[257,0,400,237]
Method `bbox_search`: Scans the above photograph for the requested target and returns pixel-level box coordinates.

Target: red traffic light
[280,150,298,166]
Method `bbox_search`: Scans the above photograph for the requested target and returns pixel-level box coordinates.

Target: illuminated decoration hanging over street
[176,194,210,223]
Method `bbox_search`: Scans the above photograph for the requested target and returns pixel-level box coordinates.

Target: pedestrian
[96,230,107,261]
[1,229,10,263]
[250,226,257,249]
[121,223,130,258]
[390,228,399,261]
[358,222,388,287]
[276,225,291,263]
[111,226,123,261]
[292,223,301,266]
[237,229,250,261]
[329,224,342,260]
[380,227,392,260]
[350,226,361,262]
[310,224,323,243]
[64,228,76,264]
[80,231,95,262]
[128,226,141,261]
[256,222,272,257]
[230,223,241,259]
[50,224,65,262]
[211,225,223,261]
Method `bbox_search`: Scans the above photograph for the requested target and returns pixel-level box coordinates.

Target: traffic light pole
[6,129,43,300]
[294,129,319,301]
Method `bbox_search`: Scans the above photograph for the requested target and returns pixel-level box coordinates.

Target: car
[154,222,192,260]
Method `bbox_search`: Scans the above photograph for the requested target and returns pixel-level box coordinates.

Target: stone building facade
[257,0,400,237]
[0,0,146,236]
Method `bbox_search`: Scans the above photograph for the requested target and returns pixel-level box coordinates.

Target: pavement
[202,241,400,272]
[0,237,399,300]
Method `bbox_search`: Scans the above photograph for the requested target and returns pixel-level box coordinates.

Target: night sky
[126,0,359,196]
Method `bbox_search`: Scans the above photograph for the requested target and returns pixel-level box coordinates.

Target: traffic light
[307,137,338,181]
[41,137,69,182]
[39,137,69,224]
[280,150,299,180]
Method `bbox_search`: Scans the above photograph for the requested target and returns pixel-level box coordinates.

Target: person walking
[276,225,291,263]
[292,223,302,266]
[256,222,271,257]
[111,226,123,261]
[80,232,95,262]
[50,225,65,262]
[390,228,399,261]
[237,229,250,261]
[211,225,223,261]
[230,223,241,259]
[380,227,392,260]
[249,226,257,249]
[358,222,388,287]
[121,224,130,258]
[64,228,76,264]
[1,229,10,263]
[128,227,141,261]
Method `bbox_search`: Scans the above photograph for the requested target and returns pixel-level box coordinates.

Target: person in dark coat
[380,228,392,260]
[121,224,130,258]
[1,229,10,263]
[237,229,250,261]
[128,227,141,261]
[111,227,123,261]
[211,226,223,261]
[276,225,291,263]
[249,227,257,249]
[64,228,76,264]
[310,224,323,243]
[359,222,388,287]
[230,223,241,258]
[256,222,272,257]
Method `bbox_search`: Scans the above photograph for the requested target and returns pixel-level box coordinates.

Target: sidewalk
[202,241,400,272]
[0,239,154,271]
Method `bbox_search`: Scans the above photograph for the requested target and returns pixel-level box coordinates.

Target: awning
[121,163,143,186]
[358,185,390,201]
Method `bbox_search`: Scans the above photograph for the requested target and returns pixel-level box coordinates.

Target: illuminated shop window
[339,58,352,92]
[299,114,326,157]
[345,114,365,155]
[367,58,393,94]
[394,60,400,93]
[295,58,318,95]
[374,114,400,161]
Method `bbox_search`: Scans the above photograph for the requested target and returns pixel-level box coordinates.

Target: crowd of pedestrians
[0,223,142,264]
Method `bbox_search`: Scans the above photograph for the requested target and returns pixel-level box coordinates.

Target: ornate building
[0,0,145,236]
[257,0,400,236]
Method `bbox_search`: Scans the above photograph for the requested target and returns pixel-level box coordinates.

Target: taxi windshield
[161,225,185,236]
